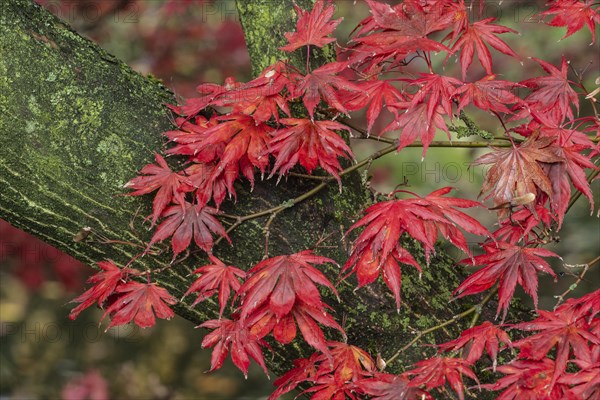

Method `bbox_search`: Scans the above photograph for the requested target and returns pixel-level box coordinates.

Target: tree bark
[0,0,518,382]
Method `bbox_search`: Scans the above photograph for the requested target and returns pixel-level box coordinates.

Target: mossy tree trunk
[0,0,519,384]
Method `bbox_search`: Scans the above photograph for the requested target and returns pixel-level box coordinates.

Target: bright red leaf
[344,187,489,310]
[124,153,193,226]
[512,307,600,386]
[183,255,246,318]
[356,373,433,400]
[541,0,600,44]
[269,118,353,183]
[69,261,139,320]
[521,56,579,125]
[438,321,512,368]
[101,281,177,329]
[291,62,360,119]
[280,0,342,52]
[148,201,230,256]
[455,75,523,114]
[200,317,269,378]
[454,242,560,319]
[481,358,572,400]
[405,356,479,400]
[449,18,519,80]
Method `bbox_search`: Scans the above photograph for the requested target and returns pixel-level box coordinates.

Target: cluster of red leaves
[198,251,344,376]
[69,261,176,329]
[65,1,600,399]
[343,187,489,310]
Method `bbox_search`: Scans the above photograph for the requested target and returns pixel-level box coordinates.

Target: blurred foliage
[2,0,598,399]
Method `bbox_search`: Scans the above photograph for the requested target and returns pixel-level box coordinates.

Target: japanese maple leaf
[200,317,269,378]
[557,288,600,321]
[269,118,353,183]
[405,356,479,400]
[328,341,375,382]
[453,242,560,319]
[342,78,405,134]
[356,373,433,400]
[545,143,596,226]
[344,188,489,309]
[473,134,564,211]
[455,75,523,114]
[164,115,220,160]
[148,201,230,256]
[183,255,246,317]
[124,154,193,226]
[481,358,572,400]
[383,102,449,157]
[521,56,579,124]
[408,73,462,122]
[280,0,342,52]
[449,18,519,80]
[69,261,139,320]
[438,321,513,368]
[563,362,600,399]
[291,62,360,119]
[512,308,600,386]
[352,0,452,58]
[238,251,343,354]
[269,353,322,400]
[493,205,556,244]
[189,113,273,205]
[238,250,338,320]
[217,63,291,123]
[101,281,176,329]
[541,0,600,43]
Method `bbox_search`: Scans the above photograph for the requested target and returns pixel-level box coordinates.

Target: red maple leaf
[541,0,600,44]
[342,78,405,134]
[269,353,322,400]
[101,281,177,329]
[237,250,343,354]
[455,75,523,114]
[512,308,600,386]
[407,73,462,123]
[344,188,489,310]
[280,0,342,52]
[438,321,513,368]
[481,358,573,399]
[383,102,449,157]
[356,373,433,400]
[545,143,596,226]
[183,255,246,318]
[405,356,479,400]
[473,134,564,211]
[69,261,139,320]
[449,18,519,80]
[190,113,273,205]
[563,362,600,399]
[291,62,360,119]
[453,242,560,319]
[164,116,220,161]
[269,118,353,183]
[492,205,556,244]
[200,317,269,378]
[148,201,230,256]
[124,153,193,226]
[521,56,579,125]
[352,0,452,62]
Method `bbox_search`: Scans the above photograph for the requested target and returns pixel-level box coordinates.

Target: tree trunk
[0,0,517,380]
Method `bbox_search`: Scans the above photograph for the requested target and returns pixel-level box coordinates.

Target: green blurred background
[1,1,598,399]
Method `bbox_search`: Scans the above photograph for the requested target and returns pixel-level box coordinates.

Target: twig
[553,256,599,309]
[384,289,496,368]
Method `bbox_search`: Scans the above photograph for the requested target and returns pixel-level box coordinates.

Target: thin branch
[553,256,599,309]
[384,289,496,368]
